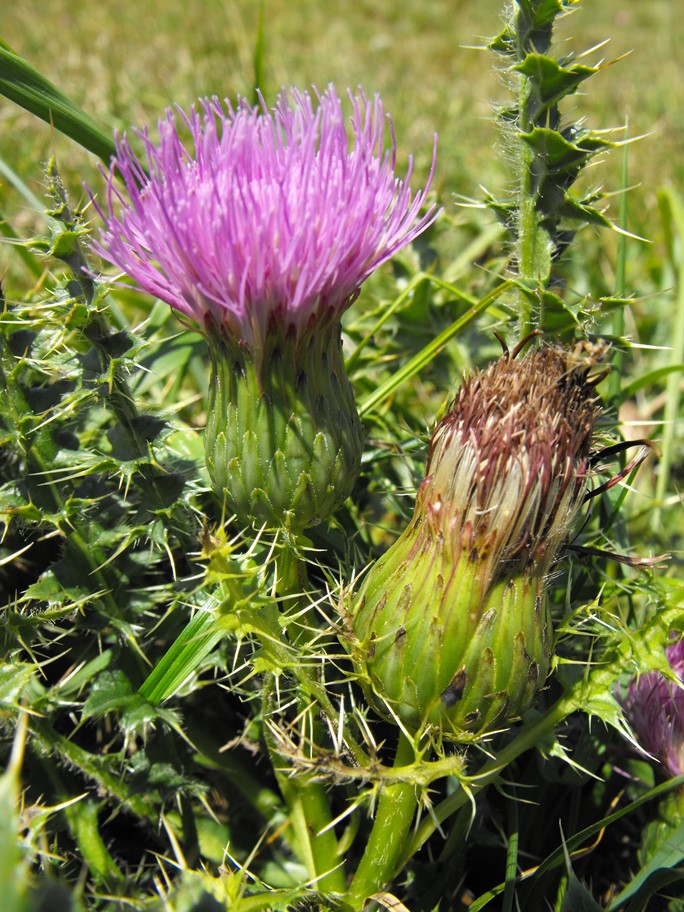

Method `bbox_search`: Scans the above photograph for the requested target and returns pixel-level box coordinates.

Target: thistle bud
[620,638,684,897]
[89,86,437,529]
[352,346,600,739]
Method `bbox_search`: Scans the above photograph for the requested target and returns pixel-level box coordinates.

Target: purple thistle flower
[622,637,684,778]
[88,85,438,528]
[89,85,438,350]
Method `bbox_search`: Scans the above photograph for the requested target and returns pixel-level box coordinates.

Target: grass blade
[357,279,512,418]
[0,41,115,163]
[138,610,225,704]
[654,187,684,512]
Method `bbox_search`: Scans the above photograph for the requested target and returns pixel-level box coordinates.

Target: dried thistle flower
[90,85,438,529]
[352,345,601,739]
[621,637,684,779]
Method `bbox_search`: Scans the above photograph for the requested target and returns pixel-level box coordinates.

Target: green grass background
[1,0,682,236]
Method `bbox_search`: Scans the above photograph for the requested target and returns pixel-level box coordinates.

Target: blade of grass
[0,156,53,279]
[0,42,116,163]
[620,364,684,401]
[251,1,266,103]
[357,279,512,418]
[502,787,520,912]
[654,187,684,513]
[346,272,429,373]
[138,610,225,704]
[466,775,684,911]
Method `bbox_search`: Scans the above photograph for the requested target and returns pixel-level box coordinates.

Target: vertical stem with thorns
[261,549,348,894]
[347,732,419,906]
[489,1,615,339]
[510,1,553,336]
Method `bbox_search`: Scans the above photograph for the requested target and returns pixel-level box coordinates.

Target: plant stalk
[347,732,419,907]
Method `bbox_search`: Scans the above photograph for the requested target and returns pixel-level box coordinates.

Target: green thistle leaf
[514,53,597,118]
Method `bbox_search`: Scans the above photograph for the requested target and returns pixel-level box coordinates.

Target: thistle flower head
[424,345,600,578]
[89,85,437,350]
[351,345,602,738]
[621,637,684,779]
[89,85,438,528]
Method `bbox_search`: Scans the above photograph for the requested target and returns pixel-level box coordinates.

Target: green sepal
[205,323,363,530]
[351,521,551,740]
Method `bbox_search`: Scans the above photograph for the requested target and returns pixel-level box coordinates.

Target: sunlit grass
[1,2,683,909]
[2,0,682,217]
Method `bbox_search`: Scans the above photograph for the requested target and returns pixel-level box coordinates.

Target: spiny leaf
[514,53,597,118]
[61,798,125,885]
[557,196,613,228]
[0,664,35,710]
[559,872,604,911]
[519,127,611,173]
[81,669,182,733]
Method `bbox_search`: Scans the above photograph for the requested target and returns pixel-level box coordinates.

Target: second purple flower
[622,637,684,780]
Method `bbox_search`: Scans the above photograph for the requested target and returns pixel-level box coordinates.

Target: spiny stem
[347,732,419,906]
[262,672,347,894]
[261,549,347,893]
[511,2,551,335]
[490,1,614,338]
[404,697,571,862]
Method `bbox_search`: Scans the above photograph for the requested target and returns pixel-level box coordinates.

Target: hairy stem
[261,551,348,893]
[511,2,551,334]
[262,673,347,894]
[347,732,419,906]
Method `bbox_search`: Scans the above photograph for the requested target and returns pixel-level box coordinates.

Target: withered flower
[352,345,600,739]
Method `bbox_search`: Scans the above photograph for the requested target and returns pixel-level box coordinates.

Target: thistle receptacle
[352,345,601,739]
[90,86,438,529]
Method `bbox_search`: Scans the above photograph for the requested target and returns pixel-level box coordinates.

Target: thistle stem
[347,732,419,906]
[269,752,346,894]
[511,3,551,336]
[261,550,347,894]
[403,697,571,862]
